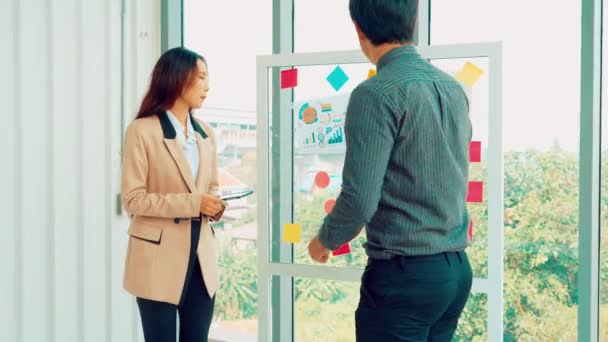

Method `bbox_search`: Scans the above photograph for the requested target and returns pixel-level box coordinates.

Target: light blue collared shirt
[167,111,199,180]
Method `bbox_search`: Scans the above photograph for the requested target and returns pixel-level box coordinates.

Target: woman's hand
[200,194,228,217]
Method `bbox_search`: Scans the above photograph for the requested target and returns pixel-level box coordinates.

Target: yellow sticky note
[283,223,301,243]
[455,62,484,88]
[367,69,377,79]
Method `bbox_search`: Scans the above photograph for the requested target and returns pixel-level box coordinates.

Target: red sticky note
[315,171,330,189]
[470,141,481,162]
[466,181,483,203]
[332,243,351,256]
[281,69,298,89]
[324,199,336,214]
[468,220,473,241]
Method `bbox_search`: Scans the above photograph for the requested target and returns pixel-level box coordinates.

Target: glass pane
[432,1,581,339]
[266,63,373,268]
[184,1,272,339]
[454,293,488,341]
[292,62,373,269]
[184,0,272,113]
[431,57,489,279]
[294,278,358,342]
[213,236,258,341]
[281,59,490,278]
[294,0,359,53]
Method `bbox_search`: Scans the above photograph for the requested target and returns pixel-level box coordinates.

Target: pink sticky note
[315,171,330,188]
[324,199,336,214]
[470,141,481,162]
[332,243,351,256]
[466,181,483,203]
[468,220,473,241]
[281,69,298,89]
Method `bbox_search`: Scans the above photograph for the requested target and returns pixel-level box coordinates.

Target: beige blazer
[121,112,222,304]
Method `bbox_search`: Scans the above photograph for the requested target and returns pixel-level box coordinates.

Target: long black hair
[136,47,206,119]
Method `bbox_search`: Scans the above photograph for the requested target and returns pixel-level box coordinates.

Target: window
[184,1,587,340]
[291,62,372,271]
[432,1,581,340]
[184,1,272,339]
[294,279,358,341]
[294,0,359,53]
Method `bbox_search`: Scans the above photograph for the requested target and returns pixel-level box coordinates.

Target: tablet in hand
[219,189,254,201]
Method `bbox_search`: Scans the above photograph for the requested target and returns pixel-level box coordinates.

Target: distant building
[194,107,256,157]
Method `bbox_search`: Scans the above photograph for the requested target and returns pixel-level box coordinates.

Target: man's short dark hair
[349,0,418,45]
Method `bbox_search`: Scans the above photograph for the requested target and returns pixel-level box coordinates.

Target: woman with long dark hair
[121,47,227,341]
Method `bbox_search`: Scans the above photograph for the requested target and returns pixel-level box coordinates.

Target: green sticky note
[326,66,349,91]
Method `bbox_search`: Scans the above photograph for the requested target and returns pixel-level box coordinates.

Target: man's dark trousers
[355,251,473,342]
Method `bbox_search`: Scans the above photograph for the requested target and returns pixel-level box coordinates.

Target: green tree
[215,236,258,321]
[215,147,608,340]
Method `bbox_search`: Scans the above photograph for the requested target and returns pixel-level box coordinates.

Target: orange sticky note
[466,181,483,203]
[332,243,351,256]
[468,220,473,242]
[281,69,298,89]
[283,223,301,243]
[367,69,376,79]
[455,62,484,88]
[470,141,481,162]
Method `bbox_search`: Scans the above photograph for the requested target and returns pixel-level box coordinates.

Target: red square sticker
[470,141,481,162]
[332,243,351,256]
[466,181,483,203]
[281,69,298,89]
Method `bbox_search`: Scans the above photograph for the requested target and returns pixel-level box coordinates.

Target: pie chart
[299,103,317,124]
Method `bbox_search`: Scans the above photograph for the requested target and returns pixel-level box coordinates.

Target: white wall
[0,0,160,341]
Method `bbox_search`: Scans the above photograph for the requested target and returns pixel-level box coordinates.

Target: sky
[184,0,595,153]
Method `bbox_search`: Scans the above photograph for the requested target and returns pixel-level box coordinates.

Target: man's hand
[308,234,330,263]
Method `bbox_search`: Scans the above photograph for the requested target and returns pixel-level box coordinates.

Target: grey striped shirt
[318,45,472,259]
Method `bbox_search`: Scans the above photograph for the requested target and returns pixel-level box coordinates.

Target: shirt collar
[377,44,420,71]
[166,110,196,143]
